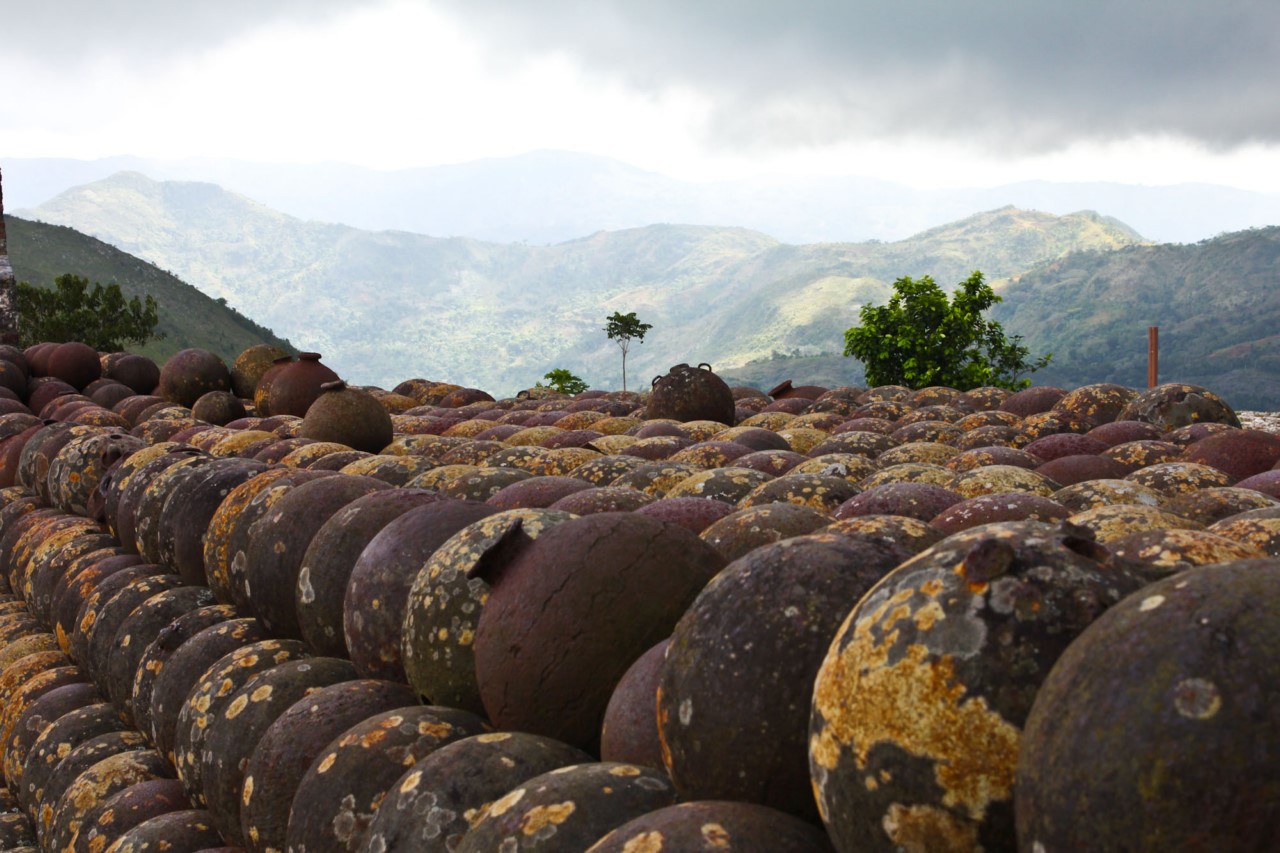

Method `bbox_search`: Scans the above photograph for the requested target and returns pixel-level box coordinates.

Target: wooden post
[1147,326,1159,388]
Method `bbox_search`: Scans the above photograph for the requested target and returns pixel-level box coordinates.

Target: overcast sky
[3,0,1279,189]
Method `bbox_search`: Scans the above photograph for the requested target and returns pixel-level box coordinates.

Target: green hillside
[22,172,1145,394]
[3,215,293,363]
[990,227,1280,410]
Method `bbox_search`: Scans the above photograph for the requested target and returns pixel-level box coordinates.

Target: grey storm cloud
[7,0,1277,155]
[433,0,1280,154]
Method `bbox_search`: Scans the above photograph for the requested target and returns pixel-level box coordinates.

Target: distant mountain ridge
[19,172,1144,395]
[7,151,1280,245]
[991,227,1280,409]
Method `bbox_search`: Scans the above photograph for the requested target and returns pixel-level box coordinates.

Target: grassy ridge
[3,214,293,363]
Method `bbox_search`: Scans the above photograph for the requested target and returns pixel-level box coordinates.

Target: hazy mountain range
[14,171,1142,396]
[6,151,1280,246]
[11,166,1280,409]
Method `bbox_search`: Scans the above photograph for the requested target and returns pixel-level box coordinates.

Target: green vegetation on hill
[22,173,1146,394]
[725,229,1280,411]
[990,227,1280,410]
[3,215,293,364]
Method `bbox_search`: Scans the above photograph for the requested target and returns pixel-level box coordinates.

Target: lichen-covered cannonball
[361,732,591,853]
[824,514,945,554]
[661,533,912,822]
[587,801,836,853]
[1017,560,1280,850]
[1117,382,1241,431]
[810,521,1143,851]
[232,344,290,400]
[929,492,1069,535]
[1050,382,1138,429]
[699,503,832,563]
[191,390,246,426]
[158,348,232,408]
[285,705,488,852]
[401,509,575,713]
[455,762,677,853]
[474,512,725,751]
[1107,527,1264,582]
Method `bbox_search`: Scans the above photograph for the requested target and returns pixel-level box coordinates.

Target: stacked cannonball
[2,341,1280,852]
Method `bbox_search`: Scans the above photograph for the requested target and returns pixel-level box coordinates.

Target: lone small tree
[843,270,1050,391]
[604,311,652,392]
[16,273,162,350]
[538,368,589,396]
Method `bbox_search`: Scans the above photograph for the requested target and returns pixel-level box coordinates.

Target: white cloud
[3,0,1279,193]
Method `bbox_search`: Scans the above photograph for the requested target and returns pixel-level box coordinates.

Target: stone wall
[0,166,18,345]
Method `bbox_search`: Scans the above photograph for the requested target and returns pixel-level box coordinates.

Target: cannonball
[633,496,736,534]
[46,342,101,390]
[190,390,246,426]
[824,514,945,554]
[1180,429,1280,481]
[1017,560,1280,850]
[1118,382,1241,431]
[699,503,833,563]
[474,512,725,751]
[157,348,231,408]
[999,385,1067,416]
[662,533,912,821]
[455,762,676,853]
[810,521,1143,850]
[300,380,394,453]
[232,344,289,400]
[361,732,591,853]
[648,363,735,425]
[588,801,836,852]
[930,492,1069,534]
[1050,382,1138,429]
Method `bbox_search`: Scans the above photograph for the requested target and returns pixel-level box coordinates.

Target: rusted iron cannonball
[158,348,232,408]
[809,520,1144,851]
[455,762,677,853]
[1017,559,1280,850]
[1117,382,1241,431]
[587,801,836,852]
[401,508,575,714]
[659,532,911,823]
[284,704,488,852]
[361,731,591,853]
[474,512,726,752]
[300,380,394,453]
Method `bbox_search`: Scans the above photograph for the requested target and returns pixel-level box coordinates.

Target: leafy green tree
[17,273,162,350]
[843,271,1050,391]
[604,311,652,392]
[538,368,589,395]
